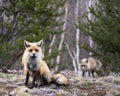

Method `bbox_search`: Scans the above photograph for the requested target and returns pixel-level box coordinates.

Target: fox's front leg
[82,70,85,77]
[91,70,95,77]
[29,72,36,88]
[88,70,91,77]
[25,72,29,86]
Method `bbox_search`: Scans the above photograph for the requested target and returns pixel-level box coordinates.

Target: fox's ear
[24,40,31,48]
[37,39,44,47]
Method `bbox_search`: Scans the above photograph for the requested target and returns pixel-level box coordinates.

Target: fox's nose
[31,53,36,58]
[33,53,35,56]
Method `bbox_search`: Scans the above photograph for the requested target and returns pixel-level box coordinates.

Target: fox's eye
[35,49,39,52]
[29,49,33,52]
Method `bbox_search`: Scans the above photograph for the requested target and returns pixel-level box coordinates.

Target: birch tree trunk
[55,2,68,71]
[49,35,56,55]
[48,35,56,65]
[87,0,93,49]
[65,42,77,74]
[75,0,81,76]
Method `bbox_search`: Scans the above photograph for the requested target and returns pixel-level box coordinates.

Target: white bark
[48,35,56,65]
[48,35,56,55]
[87,0,93,48]
[65,42,77,75]
[75,0,80,76]
[55,33,64,71]
[55,2,68,71]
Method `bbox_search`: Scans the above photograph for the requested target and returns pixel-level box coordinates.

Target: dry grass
[0,72,120,96]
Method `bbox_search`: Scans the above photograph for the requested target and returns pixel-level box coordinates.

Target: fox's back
[88,57,96,70]
[88,57,102,70]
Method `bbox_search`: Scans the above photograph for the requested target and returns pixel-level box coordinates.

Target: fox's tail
[53,73,69,86]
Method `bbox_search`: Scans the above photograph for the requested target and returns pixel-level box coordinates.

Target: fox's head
[80,58,88,71]
[24,40,44,59]
[80,63,87,71]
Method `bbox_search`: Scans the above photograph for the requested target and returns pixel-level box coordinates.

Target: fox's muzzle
[30,53,36,58]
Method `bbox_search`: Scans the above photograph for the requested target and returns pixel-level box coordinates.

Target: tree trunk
[55,2,68,71]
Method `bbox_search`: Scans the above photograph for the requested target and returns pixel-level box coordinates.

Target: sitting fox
[22,40,69,88]
[80,57,104,77]
[22,40,53,88]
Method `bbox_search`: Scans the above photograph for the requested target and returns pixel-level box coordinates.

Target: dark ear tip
[37,39,44,47]
[24,40,30,48]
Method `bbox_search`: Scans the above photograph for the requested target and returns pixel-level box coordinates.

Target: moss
[17,93,27,96]
[0,73,4,78]
[65,86,71,92]
[6,74,14,78]
[55,90,65,96]
[82,81,91,88]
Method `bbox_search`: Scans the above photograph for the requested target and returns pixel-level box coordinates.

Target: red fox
[80,57,104,77]
[52,73,69,86]
[22,40,52,88]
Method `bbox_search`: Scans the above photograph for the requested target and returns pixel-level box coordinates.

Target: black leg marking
[91,70,95,77]
[25,72,29,86]
[88,70,91,77]
[29,73,36,88]
[82,71,85,77]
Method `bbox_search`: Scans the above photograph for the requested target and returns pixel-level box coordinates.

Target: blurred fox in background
[80,57,104,77]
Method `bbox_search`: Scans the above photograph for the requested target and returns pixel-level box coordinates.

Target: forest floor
[0,70,120,96]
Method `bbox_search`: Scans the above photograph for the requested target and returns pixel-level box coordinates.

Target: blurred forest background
[0,0,120,74]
